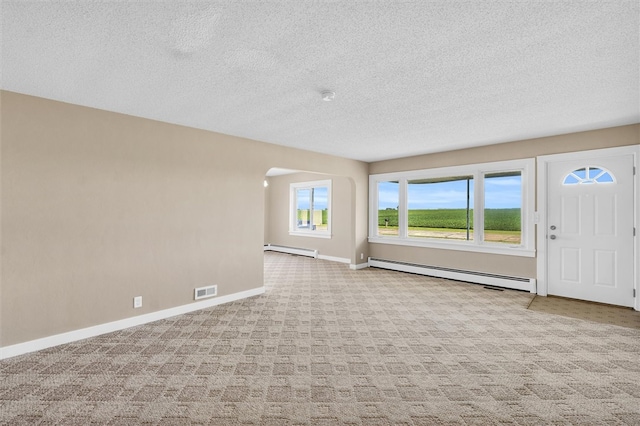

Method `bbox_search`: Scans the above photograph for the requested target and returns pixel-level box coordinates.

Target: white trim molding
[536,145,639,311]
[0,287,266,360]
[264,245,351,265]
[264,244,318,258]
[317,254,350,264]
[350,262,369,270]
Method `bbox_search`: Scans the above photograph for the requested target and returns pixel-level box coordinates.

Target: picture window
[369,159,534,257]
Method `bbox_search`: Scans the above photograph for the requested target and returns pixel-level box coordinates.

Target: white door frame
[536,145,640,311]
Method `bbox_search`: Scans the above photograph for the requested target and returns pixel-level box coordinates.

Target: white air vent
[194,285,217,300]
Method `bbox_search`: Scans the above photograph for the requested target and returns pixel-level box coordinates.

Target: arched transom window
[563,166,615,185]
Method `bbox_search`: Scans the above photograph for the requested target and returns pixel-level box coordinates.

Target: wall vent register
[194,285,217,300]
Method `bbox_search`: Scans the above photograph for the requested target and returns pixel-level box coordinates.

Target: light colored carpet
[528,295,640,330]
[1,252,639,425]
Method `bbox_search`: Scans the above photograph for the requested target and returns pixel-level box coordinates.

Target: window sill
[368,236,535,257]
[289,231,332,239]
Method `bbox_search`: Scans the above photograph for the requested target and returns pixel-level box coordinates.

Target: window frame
[369,159,535,257]
[289,179,332,239]
[563,166,615,185]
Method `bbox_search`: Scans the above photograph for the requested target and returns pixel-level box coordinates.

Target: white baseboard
[0,287,265,360]
[317,254,350,264]
[350,262,369,270]
[264,245,351,265]
[263,244,318,258]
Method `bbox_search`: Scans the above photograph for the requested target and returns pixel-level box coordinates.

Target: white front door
[546,153,635,307]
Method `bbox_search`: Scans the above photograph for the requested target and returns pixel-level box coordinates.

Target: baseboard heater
[264,244,318,258]
[368,258,536,293]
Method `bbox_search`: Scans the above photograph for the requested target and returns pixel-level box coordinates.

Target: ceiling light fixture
[321,90,335,101]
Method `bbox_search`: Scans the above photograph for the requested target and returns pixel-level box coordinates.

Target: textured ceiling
[2,1,638,162]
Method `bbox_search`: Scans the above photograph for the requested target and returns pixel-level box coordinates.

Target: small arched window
[563,166,614,185]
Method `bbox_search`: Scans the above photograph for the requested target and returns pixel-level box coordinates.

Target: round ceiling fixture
[321,90,335,101]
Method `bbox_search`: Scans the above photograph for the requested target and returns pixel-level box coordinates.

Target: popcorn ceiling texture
[2,1,638,161]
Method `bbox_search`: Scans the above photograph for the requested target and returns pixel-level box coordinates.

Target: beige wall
[265,172,353,260]
[2,89,637,349]
[370,125,639,174]
[0,91,369,347]
[369,124,639,278]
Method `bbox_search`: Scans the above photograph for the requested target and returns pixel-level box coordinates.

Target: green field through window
[377,173,521,244]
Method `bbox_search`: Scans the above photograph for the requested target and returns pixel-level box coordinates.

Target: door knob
[550,235,557,240]
[550,225,556,230]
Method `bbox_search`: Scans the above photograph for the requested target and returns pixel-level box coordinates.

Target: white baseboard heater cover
[368,258,536,293]
[264,244,318,258]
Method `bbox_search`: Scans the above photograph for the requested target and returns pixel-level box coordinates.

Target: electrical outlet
[360,253,364,260]
[133,296,142,308]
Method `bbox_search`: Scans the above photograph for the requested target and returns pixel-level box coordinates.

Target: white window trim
[289,179,332,239]
[369,159,535,257]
